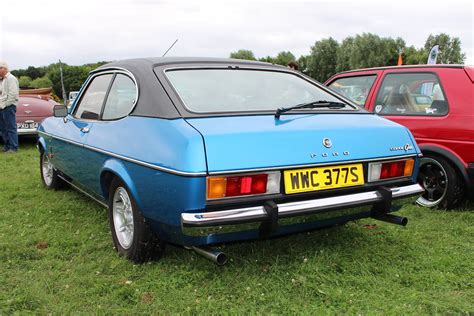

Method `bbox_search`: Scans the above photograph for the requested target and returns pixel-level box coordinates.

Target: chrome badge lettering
[322,138,332,148]
[310,151,350,158]
[390,144,413,151]
[404,144,413,151]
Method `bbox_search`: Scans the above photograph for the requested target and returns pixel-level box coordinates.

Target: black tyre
[108,178,165,263]
[40,150,66,190]
[416,155,465,209]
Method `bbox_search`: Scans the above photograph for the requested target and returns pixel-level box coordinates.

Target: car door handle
[80,127,90,133]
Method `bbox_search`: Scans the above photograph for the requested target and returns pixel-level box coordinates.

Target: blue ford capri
[38,58,424,265]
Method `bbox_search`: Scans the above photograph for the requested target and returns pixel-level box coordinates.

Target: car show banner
[427,45,440,64]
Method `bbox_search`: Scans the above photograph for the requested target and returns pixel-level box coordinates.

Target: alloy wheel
[41,154,54,186]
[416,157,448,207]
[112,187,135,249]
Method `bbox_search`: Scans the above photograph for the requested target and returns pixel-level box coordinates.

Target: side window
[74,74,113,120]
[374,73,448,116]
[328,75,376,106]
[102,74,137,120]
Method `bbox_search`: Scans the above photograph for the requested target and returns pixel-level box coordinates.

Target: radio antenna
[162,39,178,57]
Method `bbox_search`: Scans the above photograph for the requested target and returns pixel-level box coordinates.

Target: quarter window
[102,74,137,120]
[74,74,113,120]
[328,75,376,106]
[374,73,448,116]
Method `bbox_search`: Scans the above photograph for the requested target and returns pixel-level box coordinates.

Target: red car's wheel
[416,156,465,209]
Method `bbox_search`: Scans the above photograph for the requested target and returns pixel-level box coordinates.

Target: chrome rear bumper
[181,184,424,236]
[17,128,38,135]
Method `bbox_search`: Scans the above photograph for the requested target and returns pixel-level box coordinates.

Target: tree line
[230,33,465,82]
[11,32,465,100]
[11,61,108,99]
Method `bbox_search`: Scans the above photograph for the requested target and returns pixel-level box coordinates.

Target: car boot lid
[185,113,419,173]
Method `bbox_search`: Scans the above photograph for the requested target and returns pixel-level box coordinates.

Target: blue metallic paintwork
[94,155,207,233]
[51,118,92,181]
[185,113,420,173]
[86,116,207,174]
[38,115,209,239]
[39,115,207,175]
[100,158,137,203]
[38,110,421,247]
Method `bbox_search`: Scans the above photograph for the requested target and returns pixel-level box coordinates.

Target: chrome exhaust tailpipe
[372,213,408,226]
[191,246,228,266]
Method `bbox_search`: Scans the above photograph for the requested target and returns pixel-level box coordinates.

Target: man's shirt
[0,73,19,109]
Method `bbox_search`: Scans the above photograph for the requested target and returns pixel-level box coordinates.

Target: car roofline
[96,57,286,72]
[335,64,466,75]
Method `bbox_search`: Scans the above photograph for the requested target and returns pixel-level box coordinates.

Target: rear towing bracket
[371,186,408,226]
[259,201,279,237]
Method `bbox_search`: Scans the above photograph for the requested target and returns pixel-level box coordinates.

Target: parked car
[68,91,79,106]
[17,95,57,135]
[37,58,424,264]
[325,65,474,209]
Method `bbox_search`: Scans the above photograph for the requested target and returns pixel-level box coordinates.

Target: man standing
[0,61,19,153]
[0,76,3,141]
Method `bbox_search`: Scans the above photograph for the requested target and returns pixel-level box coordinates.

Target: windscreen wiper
[275,100,347,119]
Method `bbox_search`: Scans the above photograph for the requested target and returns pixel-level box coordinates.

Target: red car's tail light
[207,172,280,199]
[368,159,415,182]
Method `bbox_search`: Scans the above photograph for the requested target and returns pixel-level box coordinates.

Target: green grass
[1,142,473,314]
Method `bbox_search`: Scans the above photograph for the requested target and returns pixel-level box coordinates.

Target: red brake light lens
[225,174,268,197]
[380,161,406,179]
[207,172,280,200]
[368,159,415,182]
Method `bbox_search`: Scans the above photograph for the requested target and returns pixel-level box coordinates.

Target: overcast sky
[0,0,472,70]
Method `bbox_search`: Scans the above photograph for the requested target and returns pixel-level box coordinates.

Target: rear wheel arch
[100,170,117,201]
[417,144,468,208]
[418,144,469,186]
[99,159,141,206]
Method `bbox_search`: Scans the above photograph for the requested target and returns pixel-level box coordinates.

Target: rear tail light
[368,159,414,182]
[207,171,280,200]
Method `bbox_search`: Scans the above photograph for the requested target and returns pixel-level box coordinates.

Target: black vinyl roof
[98,57,278,69]
[93,57,286,119]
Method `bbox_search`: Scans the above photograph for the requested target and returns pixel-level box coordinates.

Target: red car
[16,95,56,135]
[325,65,474,209]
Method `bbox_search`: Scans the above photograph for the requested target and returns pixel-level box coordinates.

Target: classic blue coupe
[38,58,424,265]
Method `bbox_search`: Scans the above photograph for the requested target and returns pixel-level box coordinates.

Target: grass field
[1,141,473,314]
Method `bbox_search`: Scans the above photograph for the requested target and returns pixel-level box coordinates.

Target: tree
[46,61,107,98]
[30,76,53,89]
[25,66,46,80]
[297,55,310,75]
[424,33,465,64]
[403,46,427,65]
[347,33,405,69]
[336,37,354,72]
[258,56,276,63]
[229,49,256,61]
[307,37,339,82]
[273,51,296,66]
[11,69,28,78]
[47,65,89,97]
[18,76,32,88]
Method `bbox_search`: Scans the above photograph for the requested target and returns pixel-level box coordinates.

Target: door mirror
[53,105,68,117]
